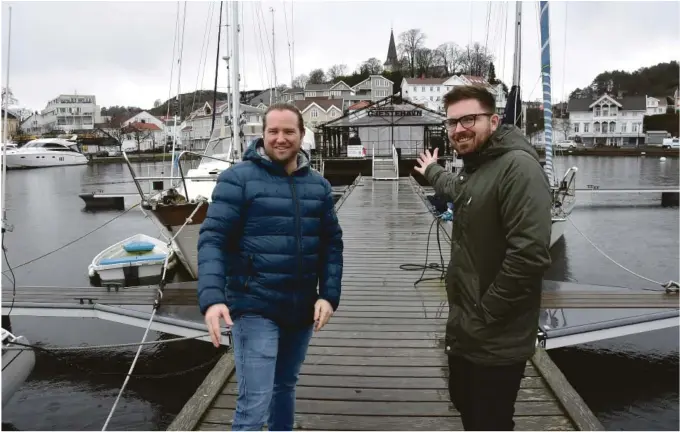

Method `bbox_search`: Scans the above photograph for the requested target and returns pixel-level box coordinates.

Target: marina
[1,166,678,430]
[1,0,678,428]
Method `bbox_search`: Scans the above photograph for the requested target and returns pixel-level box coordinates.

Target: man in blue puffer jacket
[197,103,343,431]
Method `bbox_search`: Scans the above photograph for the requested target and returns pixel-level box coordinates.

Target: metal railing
[371,146,375,177]
[392,144,399,178]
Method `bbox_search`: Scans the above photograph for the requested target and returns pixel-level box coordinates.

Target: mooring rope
[101,198,209,431]
[566,216,679,293]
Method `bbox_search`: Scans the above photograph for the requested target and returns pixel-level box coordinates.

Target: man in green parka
[414,85,553,431]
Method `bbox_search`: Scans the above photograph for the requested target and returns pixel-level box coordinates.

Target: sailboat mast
[231,1,241,157]
[271,7,277,104]
[539,0,555,185]
[511,2,522,89]
[2,6,12,229]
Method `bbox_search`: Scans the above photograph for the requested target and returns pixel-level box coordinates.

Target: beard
[451,128,491,155]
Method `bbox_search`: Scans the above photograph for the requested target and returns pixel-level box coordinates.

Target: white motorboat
[2,328,36,407]
[88,233,177,287]
[4,138,88,169]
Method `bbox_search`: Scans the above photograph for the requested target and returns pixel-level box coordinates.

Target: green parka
[424,124,552,366]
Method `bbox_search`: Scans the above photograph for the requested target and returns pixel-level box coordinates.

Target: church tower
[383,27,399,72]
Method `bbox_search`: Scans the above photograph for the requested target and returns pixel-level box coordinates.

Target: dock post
[661,192,679,207]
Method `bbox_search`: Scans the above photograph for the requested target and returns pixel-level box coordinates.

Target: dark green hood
[461,124,540,171]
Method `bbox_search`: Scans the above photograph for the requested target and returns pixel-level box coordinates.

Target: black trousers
[448,354,526,431]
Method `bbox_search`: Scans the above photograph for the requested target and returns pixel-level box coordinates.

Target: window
[602,122,608,133]
[330,110,337,118]
[633,123,639,132]
[413,86,417,92]
[621,123,626,132]
[311,109,318,118]
[574,123,579,133]
[584,123,589,133]
[421,87,425,92]
[595,107,601,117]
[437,86,440,92]
[594,122,601,132]
[430,87,433,91]
[602,106,609,117]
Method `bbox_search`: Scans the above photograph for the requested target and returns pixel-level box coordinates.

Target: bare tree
[415,48,436,77]
[308,69,326,84]
[153,99,162,108]
[460,42,494,77]
[359,58,384,75]
[292,74,309,89]
[398,29,426,78]
[435,42,464,75]
[553,117,572,141]
[1,87,18,105]
[327,64,348,81]
[123,124,155,151]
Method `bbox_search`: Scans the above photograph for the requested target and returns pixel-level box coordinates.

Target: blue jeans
[230,314,313,431]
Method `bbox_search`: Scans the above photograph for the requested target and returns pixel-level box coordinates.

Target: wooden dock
[169,177,604,431]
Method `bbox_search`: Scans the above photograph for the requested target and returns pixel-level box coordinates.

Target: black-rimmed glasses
[443,113,493,130]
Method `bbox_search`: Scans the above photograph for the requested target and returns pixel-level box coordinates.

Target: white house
[645,95,667,116]
[567,94,646,147]
[401,75,507,114]
[400,78,448,111]
[20,94,103,134]
[122,111,165,129]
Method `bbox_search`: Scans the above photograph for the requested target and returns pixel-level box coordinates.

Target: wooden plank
[322,317,448,325]
[199,411,575,431]
[213,395,564,416]
[314,331,445,340]
[221,384,554,402]
[298,363,539,378]
[301,354,447,367]
[227,373,547,389]
[309,338,441,348]
[305,346,445,357]
[531,348,604,431]
[167,351,235,431]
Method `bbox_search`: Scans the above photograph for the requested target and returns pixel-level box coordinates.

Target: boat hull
[146,202,209,279]
[4,151,88,169]
[88,233,177,287]
[2,335,36,407]
[550,218,567,248]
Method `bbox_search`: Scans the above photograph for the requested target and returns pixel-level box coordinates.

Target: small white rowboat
[88,233,177,287]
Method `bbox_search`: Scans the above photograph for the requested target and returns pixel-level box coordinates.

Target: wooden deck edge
[531,347,605,431]
[167,350,236,431]
[334,174,362,211]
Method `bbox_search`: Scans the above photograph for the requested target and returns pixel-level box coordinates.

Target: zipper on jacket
[244,255,254,291]
[289,176,303,300]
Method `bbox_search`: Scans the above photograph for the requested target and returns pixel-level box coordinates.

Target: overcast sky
[2,0,678,112]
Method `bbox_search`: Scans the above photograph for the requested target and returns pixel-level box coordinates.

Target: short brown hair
[442,85,496,114]
[263,103,305,133]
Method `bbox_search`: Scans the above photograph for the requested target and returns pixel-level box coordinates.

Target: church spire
[384,27,399,72]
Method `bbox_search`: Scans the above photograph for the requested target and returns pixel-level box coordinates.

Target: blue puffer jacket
[196,138,344,327]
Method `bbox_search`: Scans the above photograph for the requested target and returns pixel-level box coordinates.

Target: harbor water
[1,155,678,430]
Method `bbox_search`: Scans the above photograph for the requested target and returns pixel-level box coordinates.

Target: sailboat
[123,1,247,278]
[504,1,578,248]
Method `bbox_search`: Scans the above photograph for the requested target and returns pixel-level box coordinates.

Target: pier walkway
[169,176,603,431]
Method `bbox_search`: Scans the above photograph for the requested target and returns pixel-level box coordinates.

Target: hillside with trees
[570,61,678,99]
